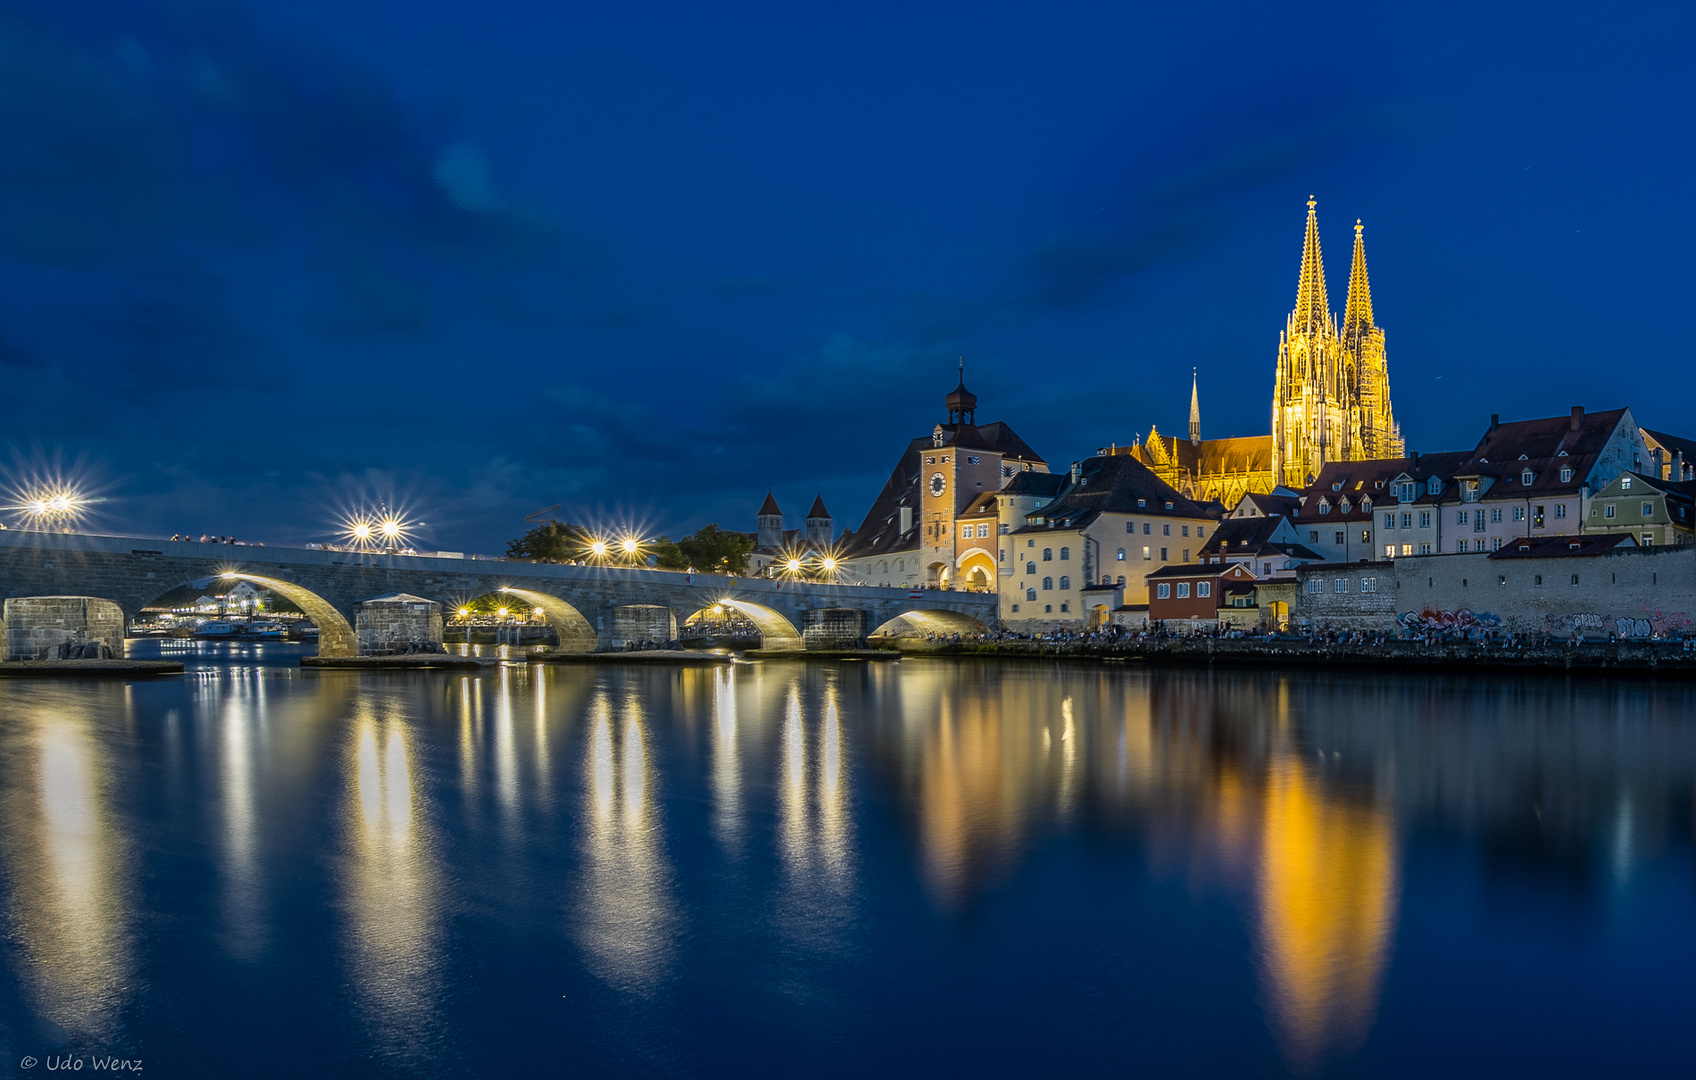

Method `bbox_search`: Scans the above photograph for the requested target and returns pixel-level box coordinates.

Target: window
[1534,575,1542,586]
[1103,574,1113,584]
[1143,546,1151,560]
[999,523,1009,534]
[1045,604,1052,613]
[1160,547,1168,560]
[1060,603,1069,613]
[1164,501,1173,510]
[1026,561,1037,574]
[1457,540,1466,553]
[967,456,980,465]
[1026,588,1037,601]
[999,549,1006,562]
[1464,481,1480,502]
[1384,513,1396,529]
[978,524,990,538]
[1163,524,1171,536]
[1043,548,1053,561]
[1490,508,1502,523]
[1058,575,1070,589]
[961,524,973,539]
[1513,506,1525,522]
[1116,547,1126,560]
[1319,502,1331,515]
[1116,576,1125,586]
[1197,527,1205,538]
[1126,521,1135,533]
[1042,576,1053,590]
[1362,577,1376,592]
[1157,583,1171,599]
[1498,574,1506,586]
[1571,574,1579,586]
[1560,467,1574,483]
[1419,511,1431,528]
[1182,526,1190,537]
[1643,533,1655,546]
[1474,515,1485,533]
[1059,546,1070,561]
[1402,544,1413,556]
[1334,531,1345,545]
[1643,502,1655,516]
[1428,477,1442,494]
[1182,548,1191,562]
[1605,504,1616,518]
[1137,498,1147,508]
[1384,545,1395,558]
[1011,603,1020,612]
[1622,476,1633,491]
[1521,469,1533,485]
[1361,529,1371,544]
[1553,504,1565,519]
[1334,578,1347,593]
[1306,579,1321,595]
[1399,482,1414,502]
[1401,512,1412,529]
[1457,510,1468,524]
[1176,583,1190,598]
[1027,539,1035,547]
[1143,522,1151,534]
[925,456,934,464]
[1197,582,1212,598]
[1491,537,1503,551]
[1534,506,1546,527]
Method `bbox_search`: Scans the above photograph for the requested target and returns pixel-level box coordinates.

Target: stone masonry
[0,531,998,657]
[802,608,866,649]
[4,596,126,660]
[1293,562,1398,632]
[356,593,445,655]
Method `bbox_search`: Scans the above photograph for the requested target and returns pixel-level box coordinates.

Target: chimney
[1489,413,1499,432]
[1069,461,1081,485]
[1411,450,1420,466]
[1570,405,1584,431]
[1652,447,1665,478]
[1675,450,1686,483]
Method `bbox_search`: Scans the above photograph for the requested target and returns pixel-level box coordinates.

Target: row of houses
[1016,405,1695,634]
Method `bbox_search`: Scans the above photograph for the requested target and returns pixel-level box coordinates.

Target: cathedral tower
[1271,198,1400,488]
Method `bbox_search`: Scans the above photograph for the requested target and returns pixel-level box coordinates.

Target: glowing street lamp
[786,558,802,574]
[590,540,609,559]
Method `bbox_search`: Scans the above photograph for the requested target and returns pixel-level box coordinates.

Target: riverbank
[0,659,185,677]
[302,655,484,670]
[885,637,1696,676]
[529,650,731,666]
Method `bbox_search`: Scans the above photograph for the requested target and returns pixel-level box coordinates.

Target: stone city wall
[4,596,126,660]
[1292,562,1399,631]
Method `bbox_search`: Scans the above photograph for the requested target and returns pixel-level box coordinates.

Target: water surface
[0,643,1692,1077]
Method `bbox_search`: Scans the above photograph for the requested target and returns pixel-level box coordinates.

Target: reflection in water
[221,688,265,961]
[1256,754,1398,1069]
[576,686,676,992]
[343,708,440,1059]
[1,707,132,1040]
[772,674,856,948]
[710,667,742,854]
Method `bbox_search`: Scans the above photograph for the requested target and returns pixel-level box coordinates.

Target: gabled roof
[1145,561,1255,580]
[1232,490,1303,519]
[1490,533,1638,559]
[1012,453,1213,535]
[974,421,1046,464]
[1643,427,1696,464]
[1470,407,1627,465]
[1002,470,1066,497]
[1198,516,1285,556]
[838,437,928,560]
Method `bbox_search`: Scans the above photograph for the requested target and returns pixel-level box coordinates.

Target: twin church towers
[1271,197,1403,488]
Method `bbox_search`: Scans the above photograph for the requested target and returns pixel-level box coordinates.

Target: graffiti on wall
[1540,610,1693,637]
[1396,608,1502,635]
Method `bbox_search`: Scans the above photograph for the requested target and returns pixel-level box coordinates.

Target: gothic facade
[1271,198,1402,487]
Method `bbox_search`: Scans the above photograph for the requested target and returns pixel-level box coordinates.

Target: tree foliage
[653,524,752,576]
[505,521,589,562]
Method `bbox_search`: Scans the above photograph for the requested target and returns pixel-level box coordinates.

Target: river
[0,642,1691,1077]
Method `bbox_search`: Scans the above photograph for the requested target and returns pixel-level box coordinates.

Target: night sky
[0,0,1689,552]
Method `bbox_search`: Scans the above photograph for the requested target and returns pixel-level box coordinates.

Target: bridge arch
[869,608,991,640]
[495,587,598,653]
[715,599,804,652]
[218,572,358,657]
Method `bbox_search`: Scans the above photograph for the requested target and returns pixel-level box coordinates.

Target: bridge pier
[3,596,126,660]
[356,594,444,655]
[606,604,678,649]
[802,608,866,649]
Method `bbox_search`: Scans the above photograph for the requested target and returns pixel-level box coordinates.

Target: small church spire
[1188,368,1201,445]
[1342,217,1375,342]
[1291,196,1331,334]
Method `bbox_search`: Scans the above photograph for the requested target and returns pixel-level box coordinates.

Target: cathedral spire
[1342,218,1375,342]
[1188,368,1201,445]
[1291,196,1331,334]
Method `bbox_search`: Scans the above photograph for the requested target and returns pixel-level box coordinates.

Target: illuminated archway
[217,572,358,657]
[496,587,598,653]
[955,549,996,592]
[716,599,804,652]
[869,609,990,639]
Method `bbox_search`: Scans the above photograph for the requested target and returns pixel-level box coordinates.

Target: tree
[505,521,589,562]
[654,524,752,576]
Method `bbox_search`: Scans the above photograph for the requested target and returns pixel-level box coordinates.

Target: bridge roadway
[0,530,997,657]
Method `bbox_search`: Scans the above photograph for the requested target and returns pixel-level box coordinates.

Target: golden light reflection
[343,711,440,1058]
[711,666,742,853]
[1,712,132,1039]
[771,674,855,948]
[576,689,675,992]
[221,694,264,960]
[1255,754,1398,1070]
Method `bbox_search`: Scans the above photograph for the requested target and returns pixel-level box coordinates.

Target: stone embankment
[0,659,184,678]
[886,638,1696,676]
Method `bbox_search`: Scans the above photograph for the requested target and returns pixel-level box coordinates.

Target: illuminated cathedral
[1119,198,1403,503]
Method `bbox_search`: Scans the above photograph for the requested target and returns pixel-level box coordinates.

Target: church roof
[806,494,831,519]
[757,491,782,517]
[1136,433,1273,477]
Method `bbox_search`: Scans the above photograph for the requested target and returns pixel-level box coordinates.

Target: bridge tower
[757,491,784,551]
[805,495,833,548]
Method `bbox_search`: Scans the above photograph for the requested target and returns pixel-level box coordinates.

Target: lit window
[1116,547,1126,561]
[1622,476,1633,490]
[1143,546,1151,560]
[1384,545,1395,558]
[1401,544,1412,556]
[1177,583,1190,598]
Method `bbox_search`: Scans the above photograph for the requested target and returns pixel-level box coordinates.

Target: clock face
[929,472,946,497]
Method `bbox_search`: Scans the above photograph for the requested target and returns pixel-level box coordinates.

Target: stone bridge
[0,531,998,658]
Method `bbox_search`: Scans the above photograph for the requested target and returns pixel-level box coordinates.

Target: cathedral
[1119,197,1402,502]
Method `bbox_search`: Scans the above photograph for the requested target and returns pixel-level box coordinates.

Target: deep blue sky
[0,0,1689,552]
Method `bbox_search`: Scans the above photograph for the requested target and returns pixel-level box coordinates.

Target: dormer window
[1137,498,1146,508]
[1398,482,1414,502]
[1427,477,1441,495]
[1463,481,1480,503]
[1332,482,1343,492]
[1340,498,1352,513]
[1163,501,1173,510]
[1560,467,1574,483]
[1361,497,1372,512]
[1318,501,1331,515]
[1521,469,1534,485]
